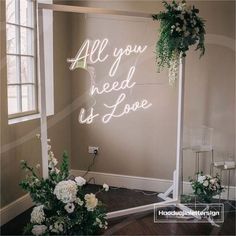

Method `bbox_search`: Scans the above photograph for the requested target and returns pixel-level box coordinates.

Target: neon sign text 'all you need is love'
[67,38,152,124]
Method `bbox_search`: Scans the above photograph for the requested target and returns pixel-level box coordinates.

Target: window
[6,0,37,118]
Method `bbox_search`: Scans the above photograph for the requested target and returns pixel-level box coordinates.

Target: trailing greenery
[152,0,206,84]
[20,139,108,235]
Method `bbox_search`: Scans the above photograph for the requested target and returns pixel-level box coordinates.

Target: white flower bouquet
[189,172,224,203]
[20,140,108,235]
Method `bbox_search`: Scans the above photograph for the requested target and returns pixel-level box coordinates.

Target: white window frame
[6,0,38,119]
[7,0,54,125]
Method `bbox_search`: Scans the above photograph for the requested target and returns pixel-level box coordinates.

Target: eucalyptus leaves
[153,0,206,85]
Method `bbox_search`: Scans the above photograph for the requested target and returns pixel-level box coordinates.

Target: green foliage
[59,152,70,181]
[152,0,206,80]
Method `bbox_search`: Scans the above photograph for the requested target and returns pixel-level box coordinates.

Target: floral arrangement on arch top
[152,0,206,85]
[20,137,109,236]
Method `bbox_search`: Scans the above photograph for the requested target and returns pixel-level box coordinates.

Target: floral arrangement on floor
[20,139,109,235]
[152,0,206,85]
[189,172,224,203]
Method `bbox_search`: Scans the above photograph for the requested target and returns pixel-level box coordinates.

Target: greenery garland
[152,0,206,85]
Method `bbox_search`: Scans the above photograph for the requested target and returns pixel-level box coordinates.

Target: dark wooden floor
[1,184,235,235]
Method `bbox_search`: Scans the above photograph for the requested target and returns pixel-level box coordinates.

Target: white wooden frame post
[37,3,188,219]
[37,4,48,178]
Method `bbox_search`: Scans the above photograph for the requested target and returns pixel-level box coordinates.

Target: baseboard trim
[71,169,236,201]
[1,170,235,226]
[0,194,33,226]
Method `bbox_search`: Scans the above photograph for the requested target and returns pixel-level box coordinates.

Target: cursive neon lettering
[79,108,99,124]
[67,40,90,70]
[90,66,136,96]
[109,44,147,77]
[102,93,152,123]
[67,39,109,70]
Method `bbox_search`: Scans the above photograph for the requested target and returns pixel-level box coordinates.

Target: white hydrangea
[31,205,45,224]
[75,176,86,186]
[84,193,98,211]
[32,225,47,236]
[54,180,77,203]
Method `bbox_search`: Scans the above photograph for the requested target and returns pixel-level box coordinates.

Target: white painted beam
[38,3,153,19]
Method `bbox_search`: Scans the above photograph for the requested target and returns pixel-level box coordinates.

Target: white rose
[85,193,98,211]
[75,176,86,186]
[64,203,75,213]
[32,225,47,236]
[54,180,77,203]
[197,175,205,184]
[203,180,209,187]
[31,205,45,224]
[210,178,216,185]
[103,183,109,192]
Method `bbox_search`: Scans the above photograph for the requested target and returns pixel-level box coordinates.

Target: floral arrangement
[152,0,206,85]
[20,139,109,235]
[189,172,224,203]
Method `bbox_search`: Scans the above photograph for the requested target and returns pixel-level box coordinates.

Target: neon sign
[67,38,152,124]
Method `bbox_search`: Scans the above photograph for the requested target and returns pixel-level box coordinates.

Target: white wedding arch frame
[37,3,189,219]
